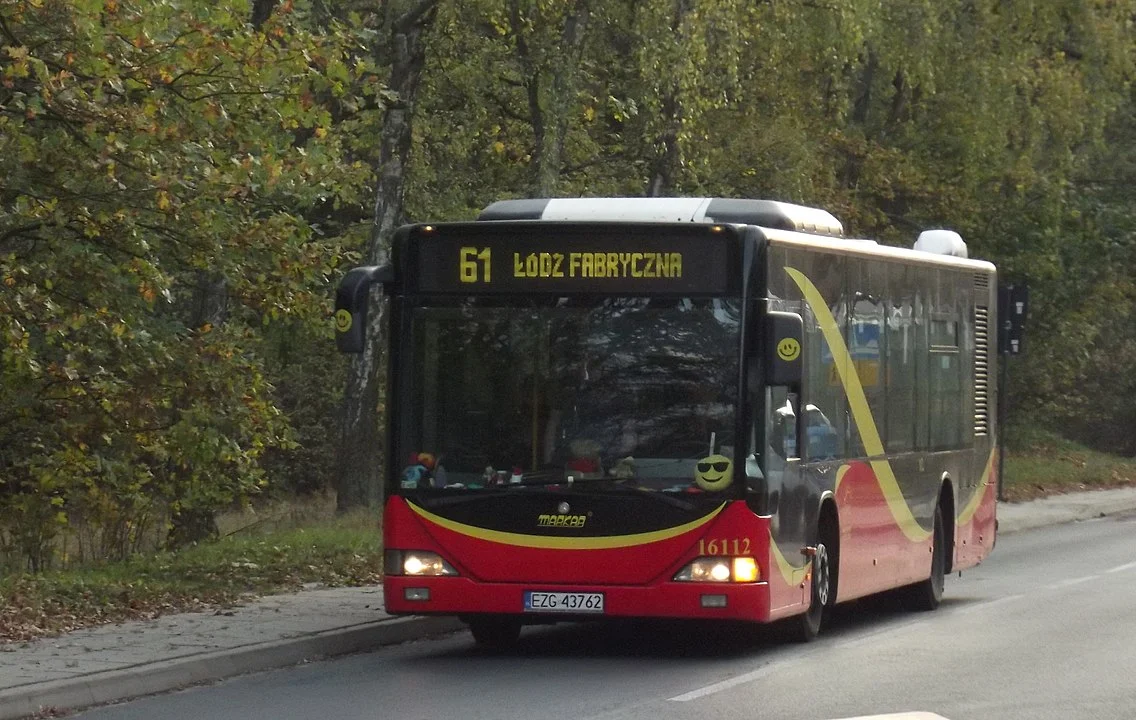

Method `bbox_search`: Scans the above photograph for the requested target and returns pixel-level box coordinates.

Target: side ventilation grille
[974,306,990,436]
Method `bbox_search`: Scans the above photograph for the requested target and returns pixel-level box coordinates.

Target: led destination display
[409,223,738,294]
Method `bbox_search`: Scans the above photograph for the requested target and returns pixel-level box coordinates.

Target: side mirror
[763,311,803,387]
[334,265,394,353]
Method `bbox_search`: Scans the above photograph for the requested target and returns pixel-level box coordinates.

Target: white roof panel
[539,198,714,222]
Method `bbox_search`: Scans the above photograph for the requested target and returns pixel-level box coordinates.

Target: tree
[336,0,438,511]
[0,0,377,561]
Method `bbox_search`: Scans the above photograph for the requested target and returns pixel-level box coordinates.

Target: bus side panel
[773,245,938,604]
[831,457,937,602]
[765,463,810,616]
[835,459,898,602]
[955,444,997,571]
[955,273,999,571]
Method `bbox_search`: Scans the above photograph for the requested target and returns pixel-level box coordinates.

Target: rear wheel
[903,505,946,611]
[468,616,522,649]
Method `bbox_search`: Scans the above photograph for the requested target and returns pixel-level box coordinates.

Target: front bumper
[384,575,772,622]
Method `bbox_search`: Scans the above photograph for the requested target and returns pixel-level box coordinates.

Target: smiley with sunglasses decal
[693,454,733,492]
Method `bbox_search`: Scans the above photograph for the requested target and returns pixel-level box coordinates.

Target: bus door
[761,310,810,614]
[765,389,810,612]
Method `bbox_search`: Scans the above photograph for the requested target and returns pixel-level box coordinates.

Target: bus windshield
[395,297,741,494]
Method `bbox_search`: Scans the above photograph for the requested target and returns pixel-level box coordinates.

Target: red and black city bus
[334,198,998,646]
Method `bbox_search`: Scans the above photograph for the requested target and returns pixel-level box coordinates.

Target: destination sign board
[408,223,739,294]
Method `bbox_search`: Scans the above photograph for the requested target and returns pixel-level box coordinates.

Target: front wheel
[797,540,831,642]
[902,505,946,611]
[468,616,522,649]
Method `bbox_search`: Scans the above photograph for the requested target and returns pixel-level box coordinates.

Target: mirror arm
[335,264,394,353]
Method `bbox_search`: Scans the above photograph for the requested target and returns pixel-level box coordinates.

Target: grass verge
[1002,425,1136,501]
[0,511,381,643]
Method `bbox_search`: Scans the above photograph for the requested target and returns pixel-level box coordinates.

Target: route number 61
[460,247,491,283]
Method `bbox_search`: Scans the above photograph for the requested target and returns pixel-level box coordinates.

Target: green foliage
[258,320,347,496]
[1,0,378,567]
[4,0,1136,571]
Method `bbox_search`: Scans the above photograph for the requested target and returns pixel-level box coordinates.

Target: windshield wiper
[591,484,699,511]
[532,477,701,511]
[415,485,699,512]
[413,488,516,509]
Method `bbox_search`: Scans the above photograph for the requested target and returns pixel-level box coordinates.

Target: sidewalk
[995,486,1136,534]
[0,587,463,720]
[4,486,1136,720]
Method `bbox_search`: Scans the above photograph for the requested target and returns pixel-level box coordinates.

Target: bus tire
[797,522,835,642]
[468,616,522,649]
[903,505,946,611]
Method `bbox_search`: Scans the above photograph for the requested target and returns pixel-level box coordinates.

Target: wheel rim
[814,543,830,606]
[932,520,945,596]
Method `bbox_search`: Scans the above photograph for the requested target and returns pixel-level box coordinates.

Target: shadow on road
[420,591,988,661]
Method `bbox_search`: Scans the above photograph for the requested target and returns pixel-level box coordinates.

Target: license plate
[523,591,605,614]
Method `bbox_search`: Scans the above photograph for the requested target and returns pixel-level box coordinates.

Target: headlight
[385,550,458,576]
[673,557,760,583]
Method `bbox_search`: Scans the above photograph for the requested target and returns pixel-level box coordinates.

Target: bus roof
[479,198,845,238]
[477,197,993,272]
[762,227,996,274]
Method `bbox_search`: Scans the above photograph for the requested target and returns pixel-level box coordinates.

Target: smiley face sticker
[694,454,734,492]
[776,337,801,362]
[334,309,353,333]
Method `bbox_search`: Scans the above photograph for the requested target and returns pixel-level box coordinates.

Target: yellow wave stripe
[957,448,997,526]
[834,464,851,493]
[407,501,727,550]
[769,467,847,586]
[770,532,810,585]
[785,267,933,543]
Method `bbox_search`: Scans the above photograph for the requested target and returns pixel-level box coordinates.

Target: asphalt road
[78,511,1136,720]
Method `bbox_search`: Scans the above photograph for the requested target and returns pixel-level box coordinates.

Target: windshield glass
[395,297,741,494]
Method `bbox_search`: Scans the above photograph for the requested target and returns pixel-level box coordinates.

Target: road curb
[996,489,1136,535]
[0,616,465,720]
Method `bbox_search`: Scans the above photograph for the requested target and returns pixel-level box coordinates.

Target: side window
[805,404,839,460]
[929,275,964,449]
[847,261,886,457]
[799,252,848,462]
[771,390,797,460]
[886,264,916,452]
[913,272,930,449]
[761,386,796,516]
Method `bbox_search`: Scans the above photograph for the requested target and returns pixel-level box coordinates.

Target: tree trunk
[166,270,228,549]
[335,0,436,512]
[539,0,589,196]
[646,0,691,198]
[166,508,219,550]
[165,0,275,543]
[851,50,877,126]
[647,91,681,197]
[250,0,278,29]
[511,0,591,196]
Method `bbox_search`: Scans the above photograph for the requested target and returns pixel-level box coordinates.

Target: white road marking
[1106,561,1136,574]
[830,714,951,720]
[955,593,1024,614]
[668,658,802,701]
[1050,574,1100,588]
